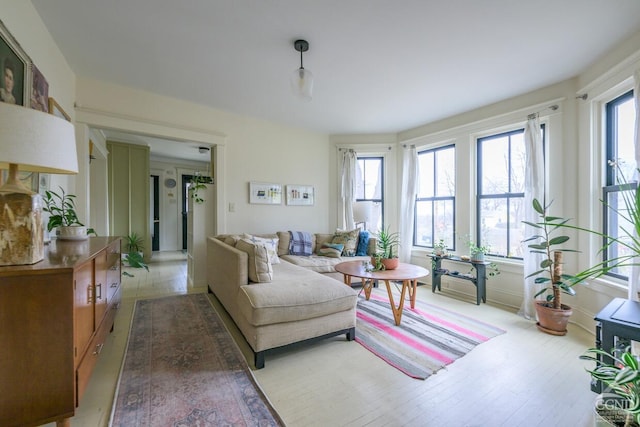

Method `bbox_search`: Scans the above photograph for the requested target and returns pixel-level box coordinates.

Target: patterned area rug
[356,288,506,380]
[110,293,284,426]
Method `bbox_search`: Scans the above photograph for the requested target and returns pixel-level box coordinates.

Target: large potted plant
[43,187,95,240]
[372,226,400,270]
[581,345,640,426]
[523,198,582,335]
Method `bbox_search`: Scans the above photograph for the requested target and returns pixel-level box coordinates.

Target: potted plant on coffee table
[43,186,96,240]
[372,226,400,270]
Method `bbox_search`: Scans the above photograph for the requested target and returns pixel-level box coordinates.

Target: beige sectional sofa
[207,231,376,368]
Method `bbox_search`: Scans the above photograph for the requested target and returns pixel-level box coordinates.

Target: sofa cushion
[237,262,357,326]
[235,239,273,283]
[331,229,359,256]
[356,230,370,256]
[318,242,344,258]
[243,233,280,264]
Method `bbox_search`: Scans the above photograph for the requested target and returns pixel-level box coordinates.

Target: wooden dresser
[0,237,122,427]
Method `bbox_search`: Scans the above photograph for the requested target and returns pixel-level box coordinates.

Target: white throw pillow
[243,234,280,264]
[235,239,273,283]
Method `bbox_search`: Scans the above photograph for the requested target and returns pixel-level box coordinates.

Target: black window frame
[413,144,456,250]
[476,125,545,259]
[355,156,384,230]
[603,89,635,280]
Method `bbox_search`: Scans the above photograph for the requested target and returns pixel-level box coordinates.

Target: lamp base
[0,190,44,265]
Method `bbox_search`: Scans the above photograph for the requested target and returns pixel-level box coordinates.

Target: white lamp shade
[290,67,314,102]
[353,201,374,223]
[0,102,78,174]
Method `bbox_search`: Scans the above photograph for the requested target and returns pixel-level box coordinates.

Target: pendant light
[290,39,313,102]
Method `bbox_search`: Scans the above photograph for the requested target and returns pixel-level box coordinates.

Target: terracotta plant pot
[381,258,399,270]
[535,300,573,336]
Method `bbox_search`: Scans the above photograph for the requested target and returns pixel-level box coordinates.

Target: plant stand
[429,254,490,305]
[592,298,640,393]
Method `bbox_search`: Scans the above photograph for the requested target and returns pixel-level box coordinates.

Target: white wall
[73,77,333,236]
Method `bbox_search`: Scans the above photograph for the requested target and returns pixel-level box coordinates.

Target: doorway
[181,174,193,250]
[151,175,160,251]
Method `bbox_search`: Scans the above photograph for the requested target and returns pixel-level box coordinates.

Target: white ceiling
[32,0,640,156]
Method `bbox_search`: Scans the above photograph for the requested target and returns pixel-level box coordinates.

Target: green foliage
[42,186,96,235]
[580,346,640,425]
[126,232,144,253]
[375,226,400,259]
[522,198,581,307]
[188,173,212,204]
[123,251,149,271]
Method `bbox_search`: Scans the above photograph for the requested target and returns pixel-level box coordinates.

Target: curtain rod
[527,104,559,120]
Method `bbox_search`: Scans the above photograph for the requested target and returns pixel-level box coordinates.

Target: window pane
[364,159,382,199]
[613,97,636,183]
[480,198,506,256]
[606,189,634,278]
[415,200,433,246]
[436,148,455,197]
[480,135,509,194]
[509,133,526,194]
[434,199,454,247]
[509,197,526,258]
[417,152,434,198]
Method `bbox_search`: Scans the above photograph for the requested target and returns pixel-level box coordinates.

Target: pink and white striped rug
[356,288,505,379]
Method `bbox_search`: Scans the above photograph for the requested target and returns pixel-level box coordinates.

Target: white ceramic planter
[57,226,88,241]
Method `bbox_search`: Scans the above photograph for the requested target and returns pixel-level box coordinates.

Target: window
[477,126,544,258]
[355,157,383,232]
[603,90,636,280]
[414,145,455,249]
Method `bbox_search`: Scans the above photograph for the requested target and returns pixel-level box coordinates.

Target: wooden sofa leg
[255,351,265,369]
[346,327,356,341]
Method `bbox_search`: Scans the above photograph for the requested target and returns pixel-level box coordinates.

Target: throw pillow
[331,228,359,256]
[235,239,273,283]
[288,231,313,256]
[318,242,344,258]
[243,234,280,264]
[356,230,370,256]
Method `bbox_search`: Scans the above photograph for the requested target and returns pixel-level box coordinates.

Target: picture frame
[0,19,32,107]
[48,97,70,121]
[286,184,315,206]
[249,182,282,205]
[30,64,49,112]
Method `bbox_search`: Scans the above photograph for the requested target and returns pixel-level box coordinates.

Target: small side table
[592,298,640,393]
[429,255,490,305]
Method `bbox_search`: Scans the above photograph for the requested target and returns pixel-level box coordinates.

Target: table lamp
[0,102,78,265]
[353,201,373,231]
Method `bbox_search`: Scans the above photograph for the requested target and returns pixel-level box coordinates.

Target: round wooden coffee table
[335,260,429,325]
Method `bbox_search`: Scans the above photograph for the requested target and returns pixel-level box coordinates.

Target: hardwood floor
[43,251,597,427]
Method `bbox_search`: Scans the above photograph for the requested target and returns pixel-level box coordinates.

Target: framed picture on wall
[286,184,314,206]
[249,182,282,205]
[30,64,48,112]
[0,19,32,107]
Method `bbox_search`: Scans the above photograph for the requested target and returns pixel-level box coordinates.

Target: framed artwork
[286,184,314,206]
[249,182,282,205]
[48,97,71,121]
[30,64,49,112]
[0,19,32,107]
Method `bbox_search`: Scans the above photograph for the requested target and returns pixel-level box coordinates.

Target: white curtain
[519,115,545,319]
[399,145,418,263]
[629,69,640,302]
[341,149,357,230]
